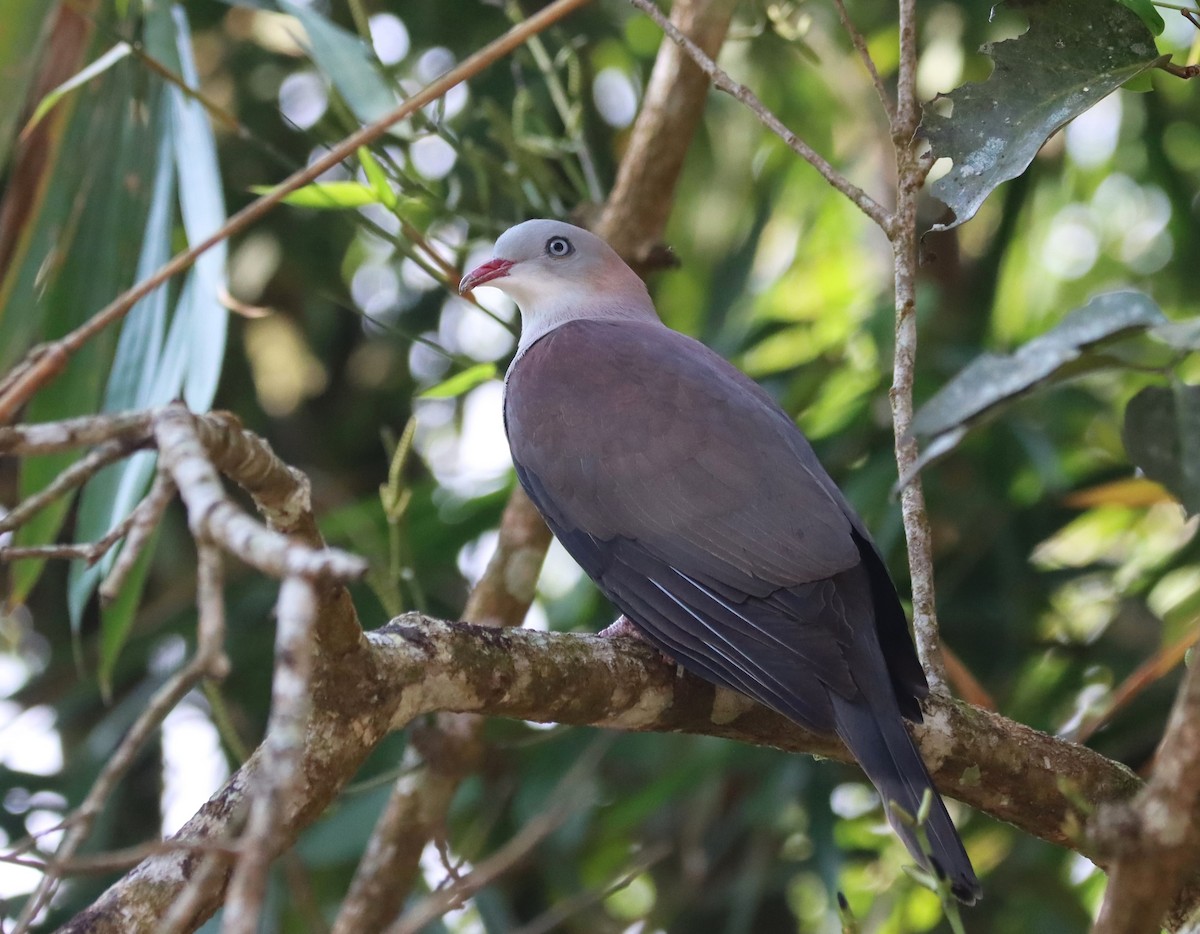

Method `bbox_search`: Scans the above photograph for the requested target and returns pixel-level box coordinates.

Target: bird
[459,218,981,904]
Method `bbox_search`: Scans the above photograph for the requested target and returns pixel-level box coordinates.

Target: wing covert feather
[505,319,860,592]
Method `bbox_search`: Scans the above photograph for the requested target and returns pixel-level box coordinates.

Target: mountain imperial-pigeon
[459,218,980,904]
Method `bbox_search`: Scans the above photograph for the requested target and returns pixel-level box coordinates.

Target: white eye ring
[546,236,574,257]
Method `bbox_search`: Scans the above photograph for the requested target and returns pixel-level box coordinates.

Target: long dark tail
[831,693,981,904]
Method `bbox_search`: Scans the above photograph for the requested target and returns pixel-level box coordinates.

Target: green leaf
[910,291,1166,465]
[1116,0,1165,35]
[1123,383,1200,515]
[395,195,434,232]
[22,42,133,138]
[1150,319,1200,352]
[70,3,228,643]
[4,33,160,604]
[358,146,398,209]
[279,0,396,124]
[921,0,1164,231]
[69,110,175,630]
[418,363,498,399]
[253,180,382,209]
[97,526,159,700]
[166,4,229,411]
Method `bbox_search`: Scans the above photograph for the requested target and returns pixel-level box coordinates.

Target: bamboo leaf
[358,146,398,208]
[253,180,382,208]
[167,4,228,411]
[22,42,133,138]
[419,363,498,399]
[279,0,396,124]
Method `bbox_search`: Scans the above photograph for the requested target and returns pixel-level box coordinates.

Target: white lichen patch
[916,703,956,771]
[710,687,756,725]
[1145,797,1186,846]
[599,684,673,729]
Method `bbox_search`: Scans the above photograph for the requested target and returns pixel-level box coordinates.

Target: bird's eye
[546,236,574,257]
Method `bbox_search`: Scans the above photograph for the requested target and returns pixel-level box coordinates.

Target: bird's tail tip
[930,853,982,906]
[890,794,981,906]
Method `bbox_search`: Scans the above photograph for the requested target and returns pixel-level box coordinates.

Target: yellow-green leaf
[358,146,398,209]
[418,363,497,399]
[23,42,132,138]
[253,181,382,209]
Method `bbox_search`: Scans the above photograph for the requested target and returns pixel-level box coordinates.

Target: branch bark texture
[1090,660,1200,933]
[62,615,1146,932]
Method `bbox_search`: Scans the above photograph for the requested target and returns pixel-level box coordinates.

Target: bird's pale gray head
[459,219,657,351]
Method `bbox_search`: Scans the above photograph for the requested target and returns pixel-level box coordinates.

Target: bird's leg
[598,615,683,675]
[597,614,644,640]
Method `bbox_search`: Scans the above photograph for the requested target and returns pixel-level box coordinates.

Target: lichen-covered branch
[1089,660,1200,934]
[61,612,1147,932]
[330,489,548,934]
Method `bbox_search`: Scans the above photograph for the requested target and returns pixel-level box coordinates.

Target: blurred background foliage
[0,0,1198,930]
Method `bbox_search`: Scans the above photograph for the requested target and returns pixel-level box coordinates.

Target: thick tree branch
[330,489,549,934]
[62,614,1146,932]
[1090,660,1200,933]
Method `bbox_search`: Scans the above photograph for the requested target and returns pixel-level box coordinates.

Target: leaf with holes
[922,0,1164,232]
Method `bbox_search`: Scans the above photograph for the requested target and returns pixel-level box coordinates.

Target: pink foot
[598,615,680,672]
[598,615,646,640]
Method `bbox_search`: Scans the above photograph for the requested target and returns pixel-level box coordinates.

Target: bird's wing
[506,319,894,729]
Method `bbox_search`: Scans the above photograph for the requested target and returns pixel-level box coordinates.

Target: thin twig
[384,737,610,934]
[0,0,597,424]
[11,657,211,932]
[830,0,895,122]
[886,0,948,690]
[222,576,318,934]
[98,467,177,603]
[626,0,892,230]
[1,542,115,562]
[0,437,145,535]
[0,410,154,455]
[153,404,367,582]
[195,541,231,679]
[894,0,920,140]
[0,837,238,876]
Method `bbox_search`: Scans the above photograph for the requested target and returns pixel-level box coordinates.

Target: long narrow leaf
[68,102,177,631]
[279,0,396,124]
[169,4,229,410]
[22,42,133,138]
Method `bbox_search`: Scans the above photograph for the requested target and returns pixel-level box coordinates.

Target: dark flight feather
[505,317,980,903]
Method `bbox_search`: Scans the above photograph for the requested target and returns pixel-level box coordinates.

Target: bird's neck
[510,292,661,366]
